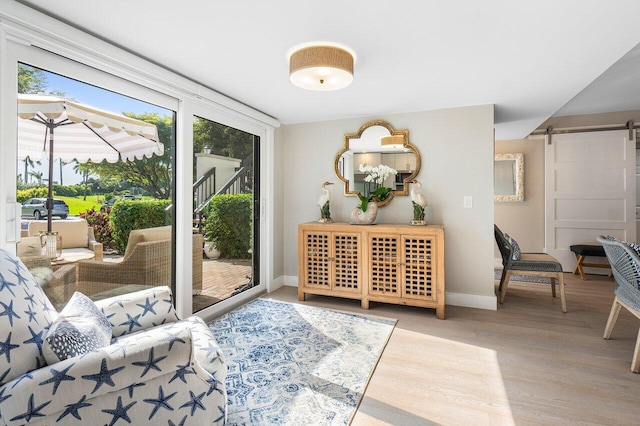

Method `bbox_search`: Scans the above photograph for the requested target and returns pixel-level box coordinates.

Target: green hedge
[17,187,48,203]
[204,194,252,259]
[52,184,83,197]
[110,199,172,252]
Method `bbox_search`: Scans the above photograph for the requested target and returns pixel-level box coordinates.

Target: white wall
[279,105,496,309]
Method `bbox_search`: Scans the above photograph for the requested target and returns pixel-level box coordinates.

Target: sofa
[26,218,103,261]
[76,226,203,298]
[0,248,226,425]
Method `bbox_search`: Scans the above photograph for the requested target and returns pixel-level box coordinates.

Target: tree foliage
[193,117,254,176]
[18,64,47,95]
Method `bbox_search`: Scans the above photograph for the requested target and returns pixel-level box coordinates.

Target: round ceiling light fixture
[288,42,356,91]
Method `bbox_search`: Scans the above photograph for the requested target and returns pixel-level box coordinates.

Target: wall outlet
[464,196,473,208]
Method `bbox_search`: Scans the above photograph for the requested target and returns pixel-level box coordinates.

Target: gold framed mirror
[494,153,524,202]
[335,120,421,207]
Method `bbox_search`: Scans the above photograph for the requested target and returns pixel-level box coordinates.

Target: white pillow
[43,291,112,364]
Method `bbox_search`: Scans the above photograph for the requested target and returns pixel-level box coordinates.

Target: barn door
[545,129,636,272]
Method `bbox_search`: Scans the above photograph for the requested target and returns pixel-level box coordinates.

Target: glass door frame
[178,102,272,319]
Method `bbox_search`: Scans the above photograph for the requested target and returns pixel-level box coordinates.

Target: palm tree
[23,156,34,184]
[59,159,66,186]
[28,170,43,185]
[73,161,92,200]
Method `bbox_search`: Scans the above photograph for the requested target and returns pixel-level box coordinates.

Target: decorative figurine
[317,181,334,223]
[410,179,428,225]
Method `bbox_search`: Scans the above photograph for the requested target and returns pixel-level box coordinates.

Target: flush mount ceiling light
[288,42,356,91]
[381,135,405,149]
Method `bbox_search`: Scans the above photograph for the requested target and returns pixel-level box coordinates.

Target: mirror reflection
[335,120,421,206]
[494,153,524,202]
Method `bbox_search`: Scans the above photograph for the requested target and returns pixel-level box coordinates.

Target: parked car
[21,197,69,220]
[100,195,138,213]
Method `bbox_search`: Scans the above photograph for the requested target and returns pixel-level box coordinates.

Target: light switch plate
[464,196,473,208]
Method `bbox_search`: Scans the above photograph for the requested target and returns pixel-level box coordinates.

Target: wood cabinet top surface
[299,222,444,232]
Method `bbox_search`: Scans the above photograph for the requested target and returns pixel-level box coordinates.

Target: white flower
[358,163,398,197]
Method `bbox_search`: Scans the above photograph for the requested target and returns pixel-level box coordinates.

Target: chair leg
[576,255,586,280]
[572,252,580,275]
[632,328,640,373]
[497,268,508,294]
[558,273,567,313]
[604,297,622,339]
[499,270,512,304]
[550,277,556,297]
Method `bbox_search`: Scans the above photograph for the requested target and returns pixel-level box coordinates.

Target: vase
[203,241,220,259]
[350,201,378,224]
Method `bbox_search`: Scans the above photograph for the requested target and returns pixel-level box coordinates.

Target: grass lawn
[56,195,104,216]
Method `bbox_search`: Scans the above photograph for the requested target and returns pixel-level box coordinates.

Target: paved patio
[193,258,253,311]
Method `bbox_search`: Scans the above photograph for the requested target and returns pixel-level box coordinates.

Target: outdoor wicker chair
[597,235,640,373]
[77,226,202,298]
[495,224,566,312]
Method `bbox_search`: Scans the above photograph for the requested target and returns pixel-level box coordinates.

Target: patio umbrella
[17,93,163,232]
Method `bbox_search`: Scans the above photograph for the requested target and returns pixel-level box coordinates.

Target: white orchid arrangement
[357,163,397,212]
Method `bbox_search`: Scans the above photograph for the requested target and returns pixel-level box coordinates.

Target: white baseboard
[283,275,298,287]
[494,257,503,268]
[268,276,285,293]
[446,292,497,311]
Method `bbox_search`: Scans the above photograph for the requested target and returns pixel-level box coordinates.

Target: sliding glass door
[10,46,178,309]
[192,116,260,312]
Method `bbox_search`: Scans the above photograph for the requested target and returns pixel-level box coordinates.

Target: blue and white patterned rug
[208,298,396,425]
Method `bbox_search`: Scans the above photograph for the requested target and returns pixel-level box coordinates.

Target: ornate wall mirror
[335,120,421,207]
[494,153,524,202]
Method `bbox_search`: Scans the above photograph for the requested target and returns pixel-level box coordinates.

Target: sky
[21,67,172,185]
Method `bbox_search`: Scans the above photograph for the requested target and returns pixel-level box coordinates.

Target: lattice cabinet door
[401,235,436,301]
[332,232,361,293]
[368,233,401,296]
[302,231,331,289]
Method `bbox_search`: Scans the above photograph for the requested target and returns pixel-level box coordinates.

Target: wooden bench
[570,244,611,280]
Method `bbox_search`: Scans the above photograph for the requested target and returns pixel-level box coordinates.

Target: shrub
[204,194,252,259]
[110,199,172,252]
[80,207,114,250]
[17,187,48,203]
[52,184,80,197]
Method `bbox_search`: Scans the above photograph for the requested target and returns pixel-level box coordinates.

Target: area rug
[494,268,551,283]
[208,298,396,425]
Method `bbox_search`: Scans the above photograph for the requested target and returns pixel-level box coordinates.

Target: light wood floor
[265,272,640,425]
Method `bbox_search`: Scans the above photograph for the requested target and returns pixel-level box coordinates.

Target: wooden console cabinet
[298,222,445,319]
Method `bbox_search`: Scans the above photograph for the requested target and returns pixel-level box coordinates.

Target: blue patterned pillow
[504,233,522,261]
[43,291,112,364]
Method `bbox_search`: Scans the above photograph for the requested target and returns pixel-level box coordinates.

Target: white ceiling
[17,0,640,139]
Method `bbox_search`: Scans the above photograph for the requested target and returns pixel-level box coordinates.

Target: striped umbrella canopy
[17,93,163,231]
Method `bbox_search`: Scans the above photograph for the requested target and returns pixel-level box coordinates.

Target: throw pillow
[43,291,112,364]
[98,286,180,337]
[504,233,522,261]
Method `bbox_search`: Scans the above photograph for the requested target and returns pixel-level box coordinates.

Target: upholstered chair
[0,248,226,425]
[598,236,640,373]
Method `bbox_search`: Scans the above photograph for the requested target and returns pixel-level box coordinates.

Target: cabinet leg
[436,306,445,320]
[361,299,370,310]
[298,292,305,302]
